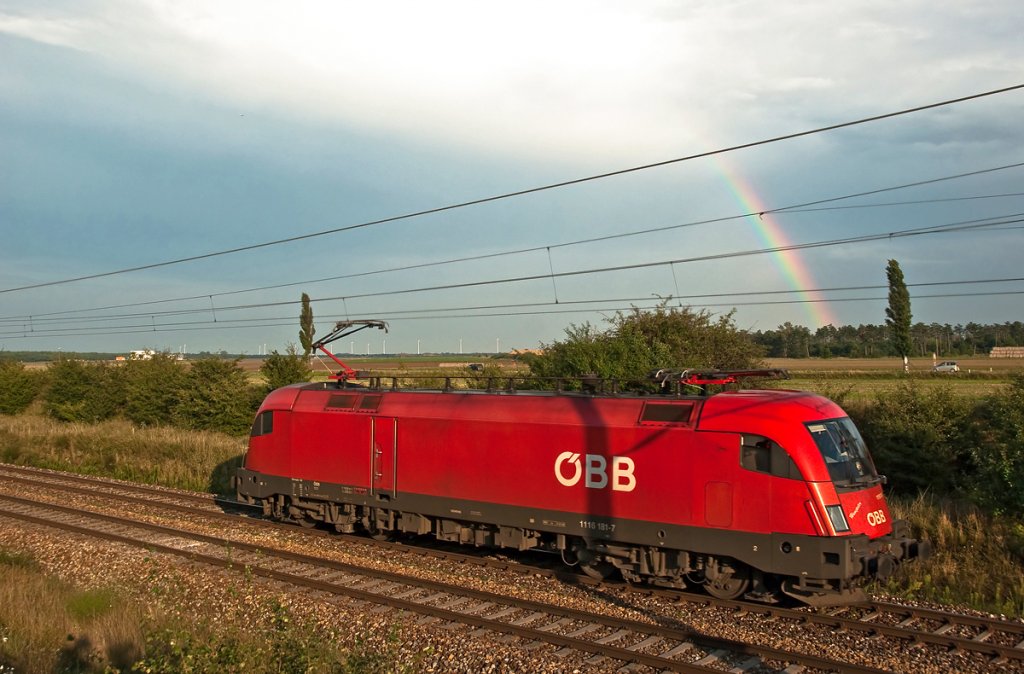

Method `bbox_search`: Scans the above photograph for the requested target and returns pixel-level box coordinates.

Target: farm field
[766,357,1023,399]
[766,356,1024,373]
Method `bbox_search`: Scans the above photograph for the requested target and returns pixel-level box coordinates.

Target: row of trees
[519,293,1022,372]
[750,320,1024,359]
[518,260,1013,363]
[752,257,1018,360]
[0,350,311,435]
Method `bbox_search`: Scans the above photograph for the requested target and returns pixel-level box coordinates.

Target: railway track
[0,469,870,673]
[2,462,1022,671]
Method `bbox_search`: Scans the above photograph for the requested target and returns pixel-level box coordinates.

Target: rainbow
[710,155,838,328]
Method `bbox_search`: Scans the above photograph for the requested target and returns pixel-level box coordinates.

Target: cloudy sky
[1,1,1022,355]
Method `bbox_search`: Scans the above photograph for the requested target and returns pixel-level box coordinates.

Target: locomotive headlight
[825,505,850,533]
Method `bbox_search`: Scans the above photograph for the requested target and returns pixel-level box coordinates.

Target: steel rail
[4,462,1022,664]
[0,466,586,577]
[0,490,889,673]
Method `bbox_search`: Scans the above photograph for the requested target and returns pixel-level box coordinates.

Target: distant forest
[751,321,1024,358]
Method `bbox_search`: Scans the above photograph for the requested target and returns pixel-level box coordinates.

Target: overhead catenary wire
[210,214,1024,308]
[8,277,1024,334]
[3,287,1023,341]
[5,162,1024,323]
[5,223,1024,335]
[4,209,1019,325]
[2,212,1020,327]
[778,191,1024,215]
[2,83,1023,296]
[11,277,1024,335]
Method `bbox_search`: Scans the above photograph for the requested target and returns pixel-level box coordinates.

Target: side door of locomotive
[370,416,398,500]
[693,431,771,533]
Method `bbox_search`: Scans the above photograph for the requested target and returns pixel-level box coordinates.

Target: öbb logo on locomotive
[235,324,930,606]
[848,502,886,527]
[866,509,887,526]
[553,452,637,492]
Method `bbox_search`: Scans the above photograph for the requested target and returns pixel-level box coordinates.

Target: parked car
[933,361,960,373]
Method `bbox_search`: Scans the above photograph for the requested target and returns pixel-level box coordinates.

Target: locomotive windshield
[805,417,880,487]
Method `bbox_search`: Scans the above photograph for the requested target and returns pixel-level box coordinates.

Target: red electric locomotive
[235,321,928,605]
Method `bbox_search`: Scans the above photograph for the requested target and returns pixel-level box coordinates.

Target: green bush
[173,359,261,435]
[969,375,1024,514]
[527,303,764,382]
[849,381,974,495]
[260,346,312,393]
[0,361,44,415]
[43,357,126,423]
[0,548,38,570]
[124,354,190,427]
[65,587,117,621]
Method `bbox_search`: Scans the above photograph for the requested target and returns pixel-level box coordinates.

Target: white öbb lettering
[554,452,636,492]
[866,509,887,526]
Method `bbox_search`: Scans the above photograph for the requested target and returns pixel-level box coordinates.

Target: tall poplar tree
[885,259,912,371]
[298,293,315,359]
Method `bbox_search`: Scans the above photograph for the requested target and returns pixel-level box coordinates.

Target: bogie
[242,474,887,605]
[251,492,789,600]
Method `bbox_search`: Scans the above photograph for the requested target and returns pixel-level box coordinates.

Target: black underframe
[235,468,907,583]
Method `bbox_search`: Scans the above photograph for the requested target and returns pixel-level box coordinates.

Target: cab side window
[741,434,802,480]
[250,410,274,437]
[741,435,772,472]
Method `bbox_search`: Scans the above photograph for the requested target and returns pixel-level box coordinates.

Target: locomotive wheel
[704,563,751,600]
[572,542,616,581]
[705,574,750,600]
[362,514,393,541]
[287,502,317,528]
[580,560,616,581]
[367,528,392,541]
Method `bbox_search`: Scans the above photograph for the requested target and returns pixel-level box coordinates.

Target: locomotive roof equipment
[311,319,388,381]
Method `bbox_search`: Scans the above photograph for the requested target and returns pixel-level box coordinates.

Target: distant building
[510,348,544,357]
[129,349,156,360]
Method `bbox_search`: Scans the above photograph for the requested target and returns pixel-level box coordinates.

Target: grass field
[766,356,1024,373]
[762,357,1022,400]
